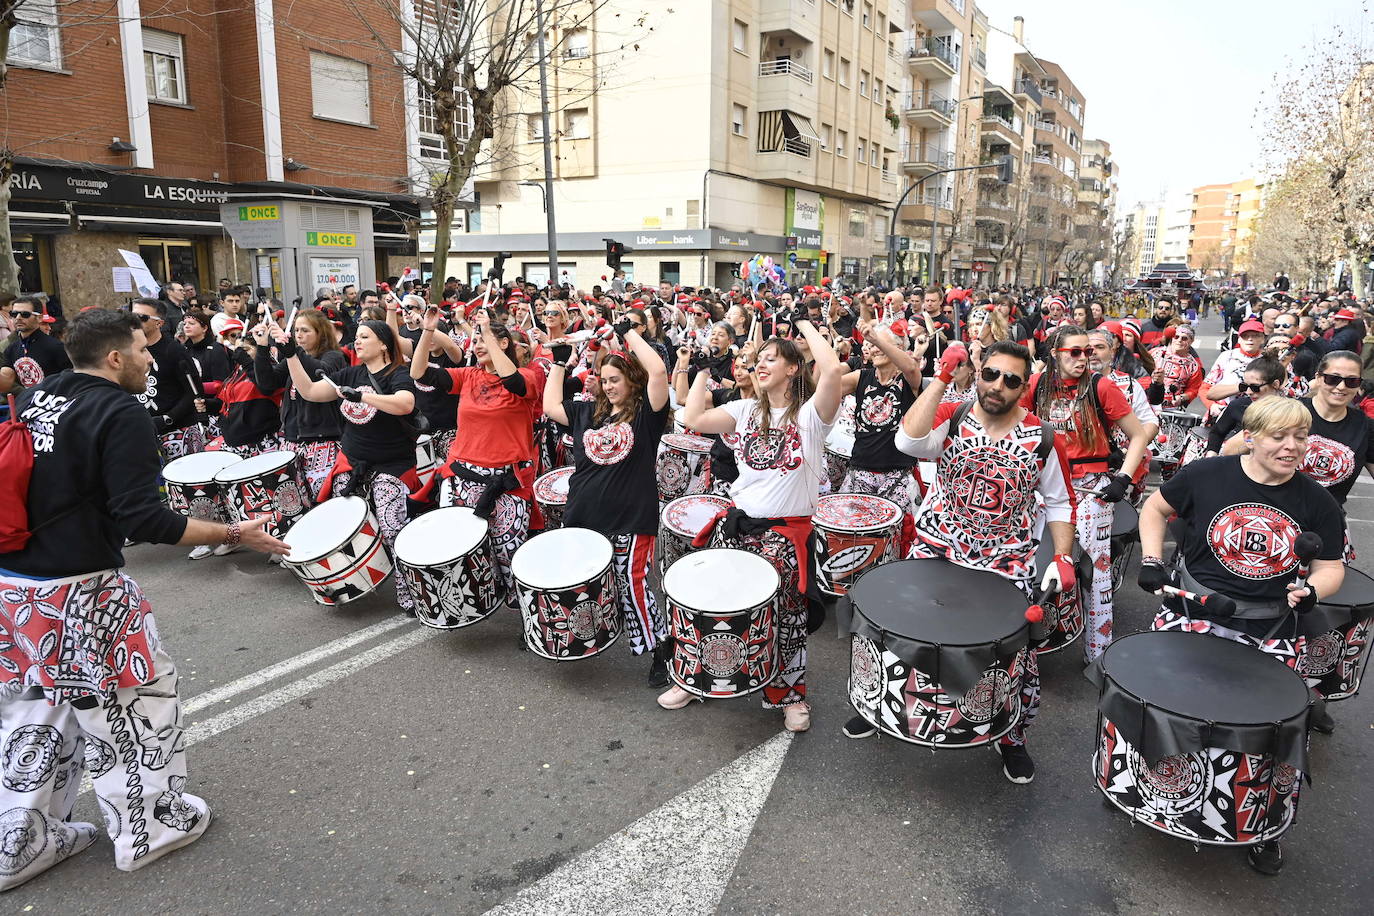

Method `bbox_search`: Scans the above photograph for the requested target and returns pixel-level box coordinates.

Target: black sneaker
[999,743,1035,784]
[647,653,669,688]
[1248,840,1284,875]
[842,715,878,739]
[1310,703,1335,735]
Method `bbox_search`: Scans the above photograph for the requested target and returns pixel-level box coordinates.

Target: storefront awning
[781,112,821,143]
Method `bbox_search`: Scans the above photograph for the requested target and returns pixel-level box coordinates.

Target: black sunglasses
[980,366,1025,389]
[1320,373,1362,389]
[10,310,34,319]
[1275,322,1296,330]
[132,313,155,322]
[1238,382,1268,394]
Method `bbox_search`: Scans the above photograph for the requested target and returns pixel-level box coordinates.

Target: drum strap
[949,402,1054,463]
[1177,561,1287,622]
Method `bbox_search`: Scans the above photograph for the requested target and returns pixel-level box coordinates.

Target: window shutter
[142,29,182,58]
[311,52,371,123]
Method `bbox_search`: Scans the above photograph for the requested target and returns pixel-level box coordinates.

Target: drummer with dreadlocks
[1022,325,1152,663]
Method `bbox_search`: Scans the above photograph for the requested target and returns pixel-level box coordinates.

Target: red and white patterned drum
[1154,409,1201,466]
[162,451,242,523]
[1302,567,1374,702]
[813,493,902,596]
[665,548,780,698]
[655,433,713,502]
[215,449,314,538]
[1031,537,1085,654]
[823,435,853,493]
[394,507,503,630]
[512,527,621,660]
[658,493,730,576]
[533,466,574,530]
[414,434,438,490]
[282,496,392,606]
[1179,427,1209,468]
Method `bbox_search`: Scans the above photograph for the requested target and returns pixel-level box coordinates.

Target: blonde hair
[1242,397,1312,438]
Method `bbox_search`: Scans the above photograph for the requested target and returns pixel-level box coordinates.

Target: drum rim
[510,527,614,589]
[162,451,242,483]
[661,433,712,452]
[532,467,573,503]
[662,547,781,614]
[849,559,1030,648]
[813,493,903,531]
[213,449,298,482]
[661,494,730,536]
[394,506,488,565]
[282,496,370,564]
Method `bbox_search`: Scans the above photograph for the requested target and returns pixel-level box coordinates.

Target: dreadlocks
[1035,324,1103,455]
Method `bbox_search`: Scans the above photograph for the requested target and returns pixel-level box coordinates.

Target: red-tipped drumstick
[1158,584,1237,618]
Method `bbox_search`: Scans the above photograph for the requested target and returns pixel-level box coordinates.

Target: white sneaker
[212,543,242,557]
[187,545,214,560]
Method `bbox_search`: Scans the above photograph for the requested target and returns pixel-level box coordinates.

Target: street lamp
[519,181,547,213]
[532,0,559,286]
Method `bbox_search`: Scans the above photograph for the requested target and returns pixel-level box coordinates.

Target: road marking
[183,614,411,715]
[485,730,794,916]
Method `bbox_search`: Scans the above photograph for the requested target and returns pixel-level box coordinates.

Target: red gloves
[937,343,968,384]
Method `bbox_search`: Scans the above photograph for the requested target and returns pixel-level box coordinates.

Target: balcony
[1015,78,1043,106]
[980,112,1020,146]
[900,142,953,176]
[759,58,813,84]
[974,47,987,70]
[906,36,957,78]
[903,90,954,128]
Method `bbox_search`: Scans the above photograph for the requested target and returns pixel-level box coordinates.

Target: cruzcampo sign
[238,205,280,221]
[305,231,357,248]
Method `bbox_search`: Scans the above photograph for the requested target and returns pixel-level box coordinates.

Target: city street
[9,315,1373,915]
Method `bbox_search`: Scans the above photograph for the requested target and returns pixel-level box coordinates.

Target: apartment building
[1076,138,1115,284]
[1189,178,1266,279]
[1026,57,1083,286]
[1159,190,1194,264]
[447,0,911,289]
[4,0,423,304]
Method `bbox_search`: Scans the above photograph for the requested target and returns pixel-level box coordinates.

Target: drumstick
[1292,532,1322,592]
[184,370,207,423]
[1158,584,1237,618]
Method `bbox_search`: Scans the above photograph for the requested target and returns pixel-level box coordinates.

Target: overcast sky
[975,0,1368,208]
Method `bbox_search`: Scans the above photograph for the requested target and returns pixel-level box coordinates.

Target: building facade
[1075,138,1115,285]
[1188,178,1265,280]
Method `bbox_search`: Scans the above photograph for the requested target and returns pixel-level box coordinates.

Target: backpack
[0,394,35,552]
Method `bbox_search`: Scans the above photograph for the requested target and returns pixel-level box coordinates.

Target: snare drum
[1155,410,1201,468]
[1108,501,1139,593]
[394,507,504,629]
[533,466,573,530]
[1300,566,1374,701]
[1032,537,1087,655]
[823,435,853,493]
[1179,427,1209,468]
[162,452,243,522]
[655,433,713,502]
[511,527,621,659]
[813,494,903,596]
[664,549,780,698]
[1093,630,1310,846]
[848,559,1030,748]
[415,434,438,490]
[215,450,313,538]
[658,494,730,576]
[282,496,392,606]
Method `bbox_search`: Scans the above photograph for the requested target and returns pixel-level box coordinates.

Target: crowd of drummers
[1,275,1372,885]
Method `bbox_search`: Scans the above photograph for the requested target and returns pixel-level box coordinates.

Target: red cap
[219,318,245,336]
[1100,320,1124,342]
[1333,307,1359,321]
[1237,319,1266,336]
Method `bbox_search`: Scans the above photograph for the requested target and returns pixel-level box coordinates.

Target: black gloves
[339,386,364,403]
[276,335,296,358]
[1100,472,1131,504]
[1292,586,1319,615]
[550,343,574,364]
[1137,560,1169,594]
[613,319,634,338]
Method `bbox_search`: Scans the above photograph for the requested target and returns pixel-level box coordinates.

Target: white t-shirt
[718,397,833,518]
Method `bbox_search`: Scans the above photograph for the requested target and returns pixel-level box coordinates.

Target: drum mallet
[1291,532,1322,593]
[1156,584,1238,618]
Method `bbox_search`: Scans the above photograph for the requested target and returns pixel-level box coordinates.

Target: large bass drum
[394,507,504,630]
[511,527,620,660]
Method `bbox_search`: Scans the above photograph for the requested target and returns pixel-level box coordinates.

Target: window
[416,74,471,159]
[732,20,747,53]
[848,209,865,238]
[565,107,590,139]
[870,146,879,166]
[877,12,886,32]
[10,0,62,68]
[823,49,834,80]
[526,113,546,142]
[820,123,832,150]
[839,58,850,86]
[564,28,589,59]
[732,103,747,136]
[836,129,847,157]
[862,3,872,27]
[660,262,681,284]
[859,70,868,98]
[856,140,866,163]
[686,199,701,228]
[310,52,371,125]
[873,79,882,103]
[142,29,186,104]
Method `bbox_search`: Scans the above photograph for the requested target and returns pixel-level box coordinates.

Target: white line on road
[484,730,794,916]
[183,614,411,715]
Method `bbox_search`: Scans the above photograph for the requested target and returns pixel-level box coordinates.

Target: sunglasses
[132,313,155,322]
[1055,347,1090,359]
[980,366,1025,389]
[1238,382,1268,394]
[10,310,34,319]
[542,311,564,318]
[1275,323,1295,330]
[1320,373,1362,389]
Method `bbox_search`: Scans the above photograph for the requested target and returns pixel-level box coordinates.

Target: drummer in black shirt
[837,322,923,512]
[1138,396,1344,875]
[544,321,672,684]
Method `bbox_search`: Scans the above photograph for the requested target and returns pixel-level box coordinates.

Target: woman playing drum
[837,322,923,511]
[544,321,673,684]
[657,318,844,732]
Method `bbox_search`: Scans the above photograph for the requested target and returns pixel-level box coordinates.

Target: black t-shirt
[561,399,668,535]
[708,388,742,484]
[1,330,71,388]
[1205,395,1252,453]
[328,363,418,471]
[850,367,917,471]
[1162,455,1344,602]
[137,334,200,431]
[1299,398,1374,505]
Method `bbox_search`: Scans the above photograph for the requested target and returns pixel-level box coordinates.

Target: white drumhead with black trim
[395,507,487,567]
[284,496,368,563]
[511,527,613,589]
[664,548,779,614]
[214,450,298,483]
[163,451,242,485]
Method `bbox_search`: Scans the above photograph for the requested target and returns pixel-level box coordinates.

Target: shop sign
[306,231,357,248]
[238,205,280,221]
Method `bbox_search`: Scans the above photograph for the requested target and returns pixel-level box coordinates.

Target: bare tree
[1248,159,1341,289]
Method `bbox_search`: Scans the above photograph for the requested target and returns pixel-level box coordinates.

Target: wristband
[223,520,242,547]
[1140,555,1164,566]
[937,370,953,385]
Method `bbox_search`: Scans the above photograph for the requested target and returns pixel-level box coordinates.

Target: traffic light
[604,238,632,270]
[489,251,511,282]
[996,154,1014,185]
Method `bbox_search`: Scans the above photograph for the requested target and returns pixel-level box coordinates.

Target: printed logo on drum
[339,385,378,425]
[582,422,634,465]
[13,356,44,388]
[858,389,898,430]
[1206,502,1299,579]
[739,423,803,472]
[1299,434,1354,487]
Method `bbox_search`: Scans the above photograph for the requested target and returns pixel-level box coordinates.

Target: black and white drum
[415,434,438,490]
[655,433,713,502]
[1093,630,1310,846]
[847,558,1030,748]
[1032,537,1087,655]
[1301,566,1374,702]
[162,451,242,522]
[658,493,730,576]
[813,493,903,596]
[823,434,853,494]
[281,496,392,606]
[215,449,313,538]
[394,507,504,629]
[533,466,573,530]
[511,527,620,660]
[1155,409,1201,474]
[1109,501,1139,593]
[1179,426,1209,468]
[664,548,780,698]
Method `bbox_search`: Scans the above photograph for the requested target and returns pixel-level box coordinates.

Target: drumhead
[163,451,242,484]
[1100,630,1309,724]
[533,467,573,505]
[511,527,612,589]
[664,548,779,613]
[824,435,853,459]
[1111,501,1138,538]
[283,496,368,562]
[662,433,712,453]
[1317,566,1374,613]
[395,507,486,566]
[215,450,297,483]
[814,494,902,532]
[848,558,1027,644]
[663,494,730,538]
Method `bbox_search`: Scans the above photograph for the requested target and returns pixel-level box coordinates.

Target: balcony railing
[1015,78,1042,105]
[759,58,814,84]
[1033,153,1053,165]
[901,143,954,167]
[906,36,958,70]
[780,137,813,157]
[982,112,1014,131]
[903,91,955,116]
[974,47,986,70]
[1035,118,1056,131]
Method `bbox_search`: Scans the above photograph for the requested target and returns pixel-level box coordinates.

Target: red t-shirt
[440,366,543,468]
[1021,373,1131,477]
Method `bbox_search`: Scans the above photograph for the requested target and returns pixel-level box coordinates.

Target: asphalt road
[12,314,1374,915]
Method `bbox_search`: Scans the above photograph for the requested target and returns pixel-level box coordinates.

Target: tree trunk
[429,165,460,291]
[0,150,21,296]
